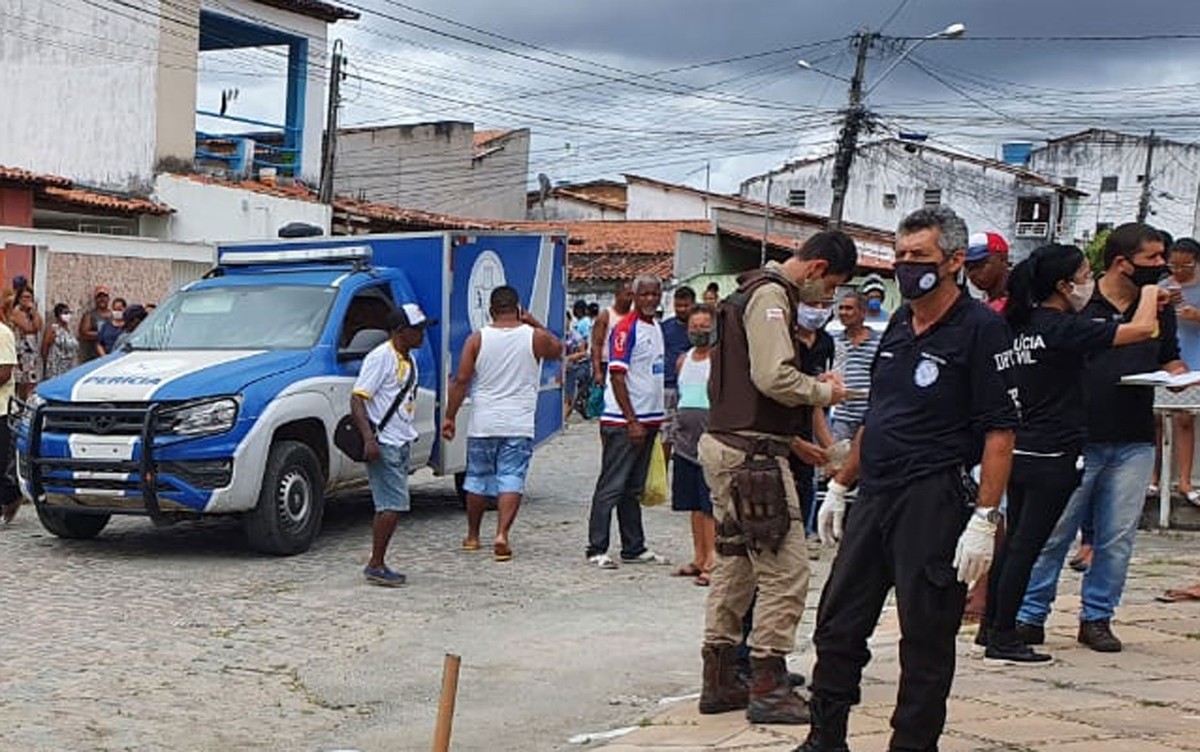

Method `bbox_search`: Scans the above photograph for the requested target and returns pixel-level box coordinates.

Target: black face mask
[894,261,942,300]
[1127,263,1167,287]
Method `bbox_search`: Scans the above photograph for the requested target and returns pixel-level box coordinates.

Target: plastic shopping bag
[641,435,668,507]
[586,384,605,419]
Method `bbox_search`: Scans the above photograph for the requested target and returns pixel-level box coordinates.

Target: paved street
[4,423,1200,751]
[0,422,714,751]
[603,523,1200,752]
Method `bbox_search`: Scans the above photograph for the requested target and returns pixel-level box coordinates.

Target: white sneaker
[588,554,618,569]
[624,550,670,565]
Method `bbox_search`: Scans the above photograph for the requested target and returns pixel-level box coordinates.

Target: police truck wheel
[245,440,325,556]
[36,507,110,540]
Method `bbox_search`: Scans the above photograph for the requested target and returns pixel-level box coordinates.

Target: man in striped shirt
[830,290,881,443]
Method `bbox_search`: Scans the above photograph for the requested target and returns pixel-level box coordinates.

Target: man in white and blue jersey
[829,290,880,443]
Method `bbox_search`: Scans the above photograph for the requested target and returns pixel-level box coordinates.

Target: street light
[796,59,853,84]
[795,23,966,228]
[865,22,966,96]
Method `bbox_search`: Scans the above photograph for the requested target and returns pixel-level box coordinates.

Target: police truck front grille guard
[27,403,166,520]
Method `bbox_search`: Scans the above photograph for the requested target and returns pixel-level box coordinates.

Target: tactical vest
[707,268,809,437]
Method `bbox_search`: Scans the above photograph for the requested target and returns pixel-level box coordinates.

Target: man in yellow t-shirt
[0,320,20,523]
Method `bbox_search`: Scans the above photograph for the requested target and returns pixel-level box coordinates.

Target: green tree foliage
[1085,229,1112,276]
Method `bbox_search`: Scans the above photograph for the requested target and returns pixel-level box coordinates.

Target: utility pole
[1137,129,1156,224]
[829,31,875,229]
[761,174,773,266]
[319,40,346,204]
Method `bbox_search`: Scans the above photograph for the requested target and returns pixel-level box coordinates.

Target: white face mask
[1066,278,1095,312]
[59,313,72,325]
[796,302,833,331]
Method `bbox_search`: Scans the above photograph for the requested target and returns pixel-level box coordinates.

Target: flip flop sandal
[493,543,513,562]
[462,538,480,552]
[673,563,703,577]
[1186,490,1200,507]
[1156,586,1200,603]
[694,572,712,587]
[1068,553,1092,572]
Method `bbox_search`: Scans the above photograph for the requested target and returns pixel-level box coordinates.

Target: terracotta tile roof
[249,0,359,22]
[531,183,628,212]
[334,197,496,231]
[40,187,172,217]
[180,173,320,202]
[473,130,512,149]
[500,220,712,254]
[569,253,673,283]
[0,165,72,188]
[718,227,891,271]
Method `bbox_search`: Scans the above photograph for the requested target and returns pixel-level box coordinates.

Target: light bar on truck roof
[218,245,373,266]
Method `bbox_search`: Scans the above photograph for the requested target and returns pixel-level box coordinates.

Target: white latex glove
[953,512,997,585]
[818,479,849,545]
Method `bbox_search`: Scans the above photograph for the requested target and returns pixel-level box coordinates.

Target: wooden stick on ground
[431,653,462,752]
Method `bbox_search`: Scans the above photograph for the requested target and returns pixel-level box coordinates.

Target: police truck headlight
[164,398,239,436]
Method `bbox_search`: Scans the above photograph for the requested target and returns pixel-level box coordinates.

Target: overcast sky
[199,0,1200,195]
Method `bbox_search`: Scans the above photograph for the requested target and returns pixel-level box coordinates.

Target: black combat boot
[794,693,851,751]
[746,656,809,724]
[699,643,749,714]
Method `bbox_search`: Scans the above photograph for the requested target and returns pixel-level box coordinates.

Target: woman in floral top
[9,287,43,400]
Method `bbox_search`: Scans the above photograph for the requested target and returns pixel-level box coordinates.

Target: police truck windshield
[127,286,337,350]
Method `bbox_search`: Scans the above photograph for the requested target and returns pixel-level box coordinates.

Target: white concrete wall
[626,181,748,220]
[150,174,331,243]
[335,123,530,220]
[468,130,530,220]
[741,142,1065,262]
[335,122,475,213]
[200,0,329,182]
[1030,135,1200,241]
[0,0,164,188]
[530,196,624,221]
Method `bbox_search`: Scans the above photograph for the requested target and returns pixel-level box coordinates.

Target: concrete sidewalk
[596,532,1200,752]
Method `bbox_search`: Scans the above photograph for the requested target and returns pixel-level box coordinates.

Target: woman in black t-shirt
[981,243,1162,665]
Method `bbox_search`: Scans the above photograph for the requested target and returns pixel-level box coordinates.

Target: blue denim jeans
[1017,442,1154,625]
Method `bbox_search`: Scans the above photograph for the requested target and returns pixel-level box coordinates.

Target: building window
[1063,177,1078,188]
[883,193,897,209]
[787,189,807,208]
[1015,197,1052,238]
[923,189,942,208]
[1100,176,1119,193]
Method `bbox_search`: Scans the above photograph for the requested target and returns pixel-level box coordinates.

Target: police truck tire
[245,440,325,556]
[36,507,110,539]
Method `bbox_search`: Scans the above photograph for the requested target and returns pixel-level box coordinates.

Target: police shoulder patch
[765,307,785,320]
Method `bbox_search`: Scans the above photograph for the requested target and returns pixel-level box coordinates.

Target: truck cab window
[339,287,395,348]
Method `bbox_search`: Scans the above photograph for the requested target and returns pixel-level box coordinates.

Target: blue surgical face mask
[867,298,882,312]
[796,302,833,331]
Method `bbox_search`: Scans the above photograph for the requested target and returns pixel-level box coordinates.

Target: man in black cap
[351,303,436,587]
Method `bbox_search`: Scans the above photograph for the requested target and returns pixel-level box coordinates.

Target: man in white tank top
[591,281,634,386]
[442,286,562,561]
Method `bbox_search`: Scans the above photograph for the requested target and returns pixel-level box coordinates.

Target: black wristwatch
[973,506,1003,525]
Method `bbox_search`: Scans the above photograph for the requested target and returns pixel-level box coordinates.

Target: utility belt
[709,431,793,555]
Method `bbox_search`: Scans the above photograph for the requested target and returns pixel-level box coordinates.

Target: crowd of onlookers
[0,280,156,396]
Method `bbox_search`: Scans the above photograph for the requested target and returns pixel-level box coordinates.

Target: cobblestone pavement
[5,423,1200,752]
[602,526,1200,752]
[0,421,716,752]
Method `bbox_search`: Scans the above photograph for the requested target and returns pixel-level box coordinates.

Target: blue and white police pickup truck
[12,232,568,554]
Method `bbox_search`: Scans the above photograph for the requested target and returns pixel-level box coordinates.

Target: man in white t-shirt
[351,304,434,587]
[0,319,19,524]
[442,285,562,562]
[585,275,670,569]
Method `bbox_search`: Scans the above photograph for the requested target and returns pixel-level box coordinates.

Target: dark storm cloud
[334,0,1200,189]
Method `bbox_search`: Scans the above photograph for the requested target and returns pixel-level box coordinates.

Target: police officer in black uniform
[800,206,1019,752]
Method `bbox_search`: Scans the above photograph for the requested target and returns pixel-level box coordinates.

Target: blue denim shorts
[367,442,412,513]
[464,436,534,497]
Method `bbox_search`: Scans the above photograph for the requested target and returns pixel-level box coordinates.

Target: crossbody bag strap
[376,357,417,434]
